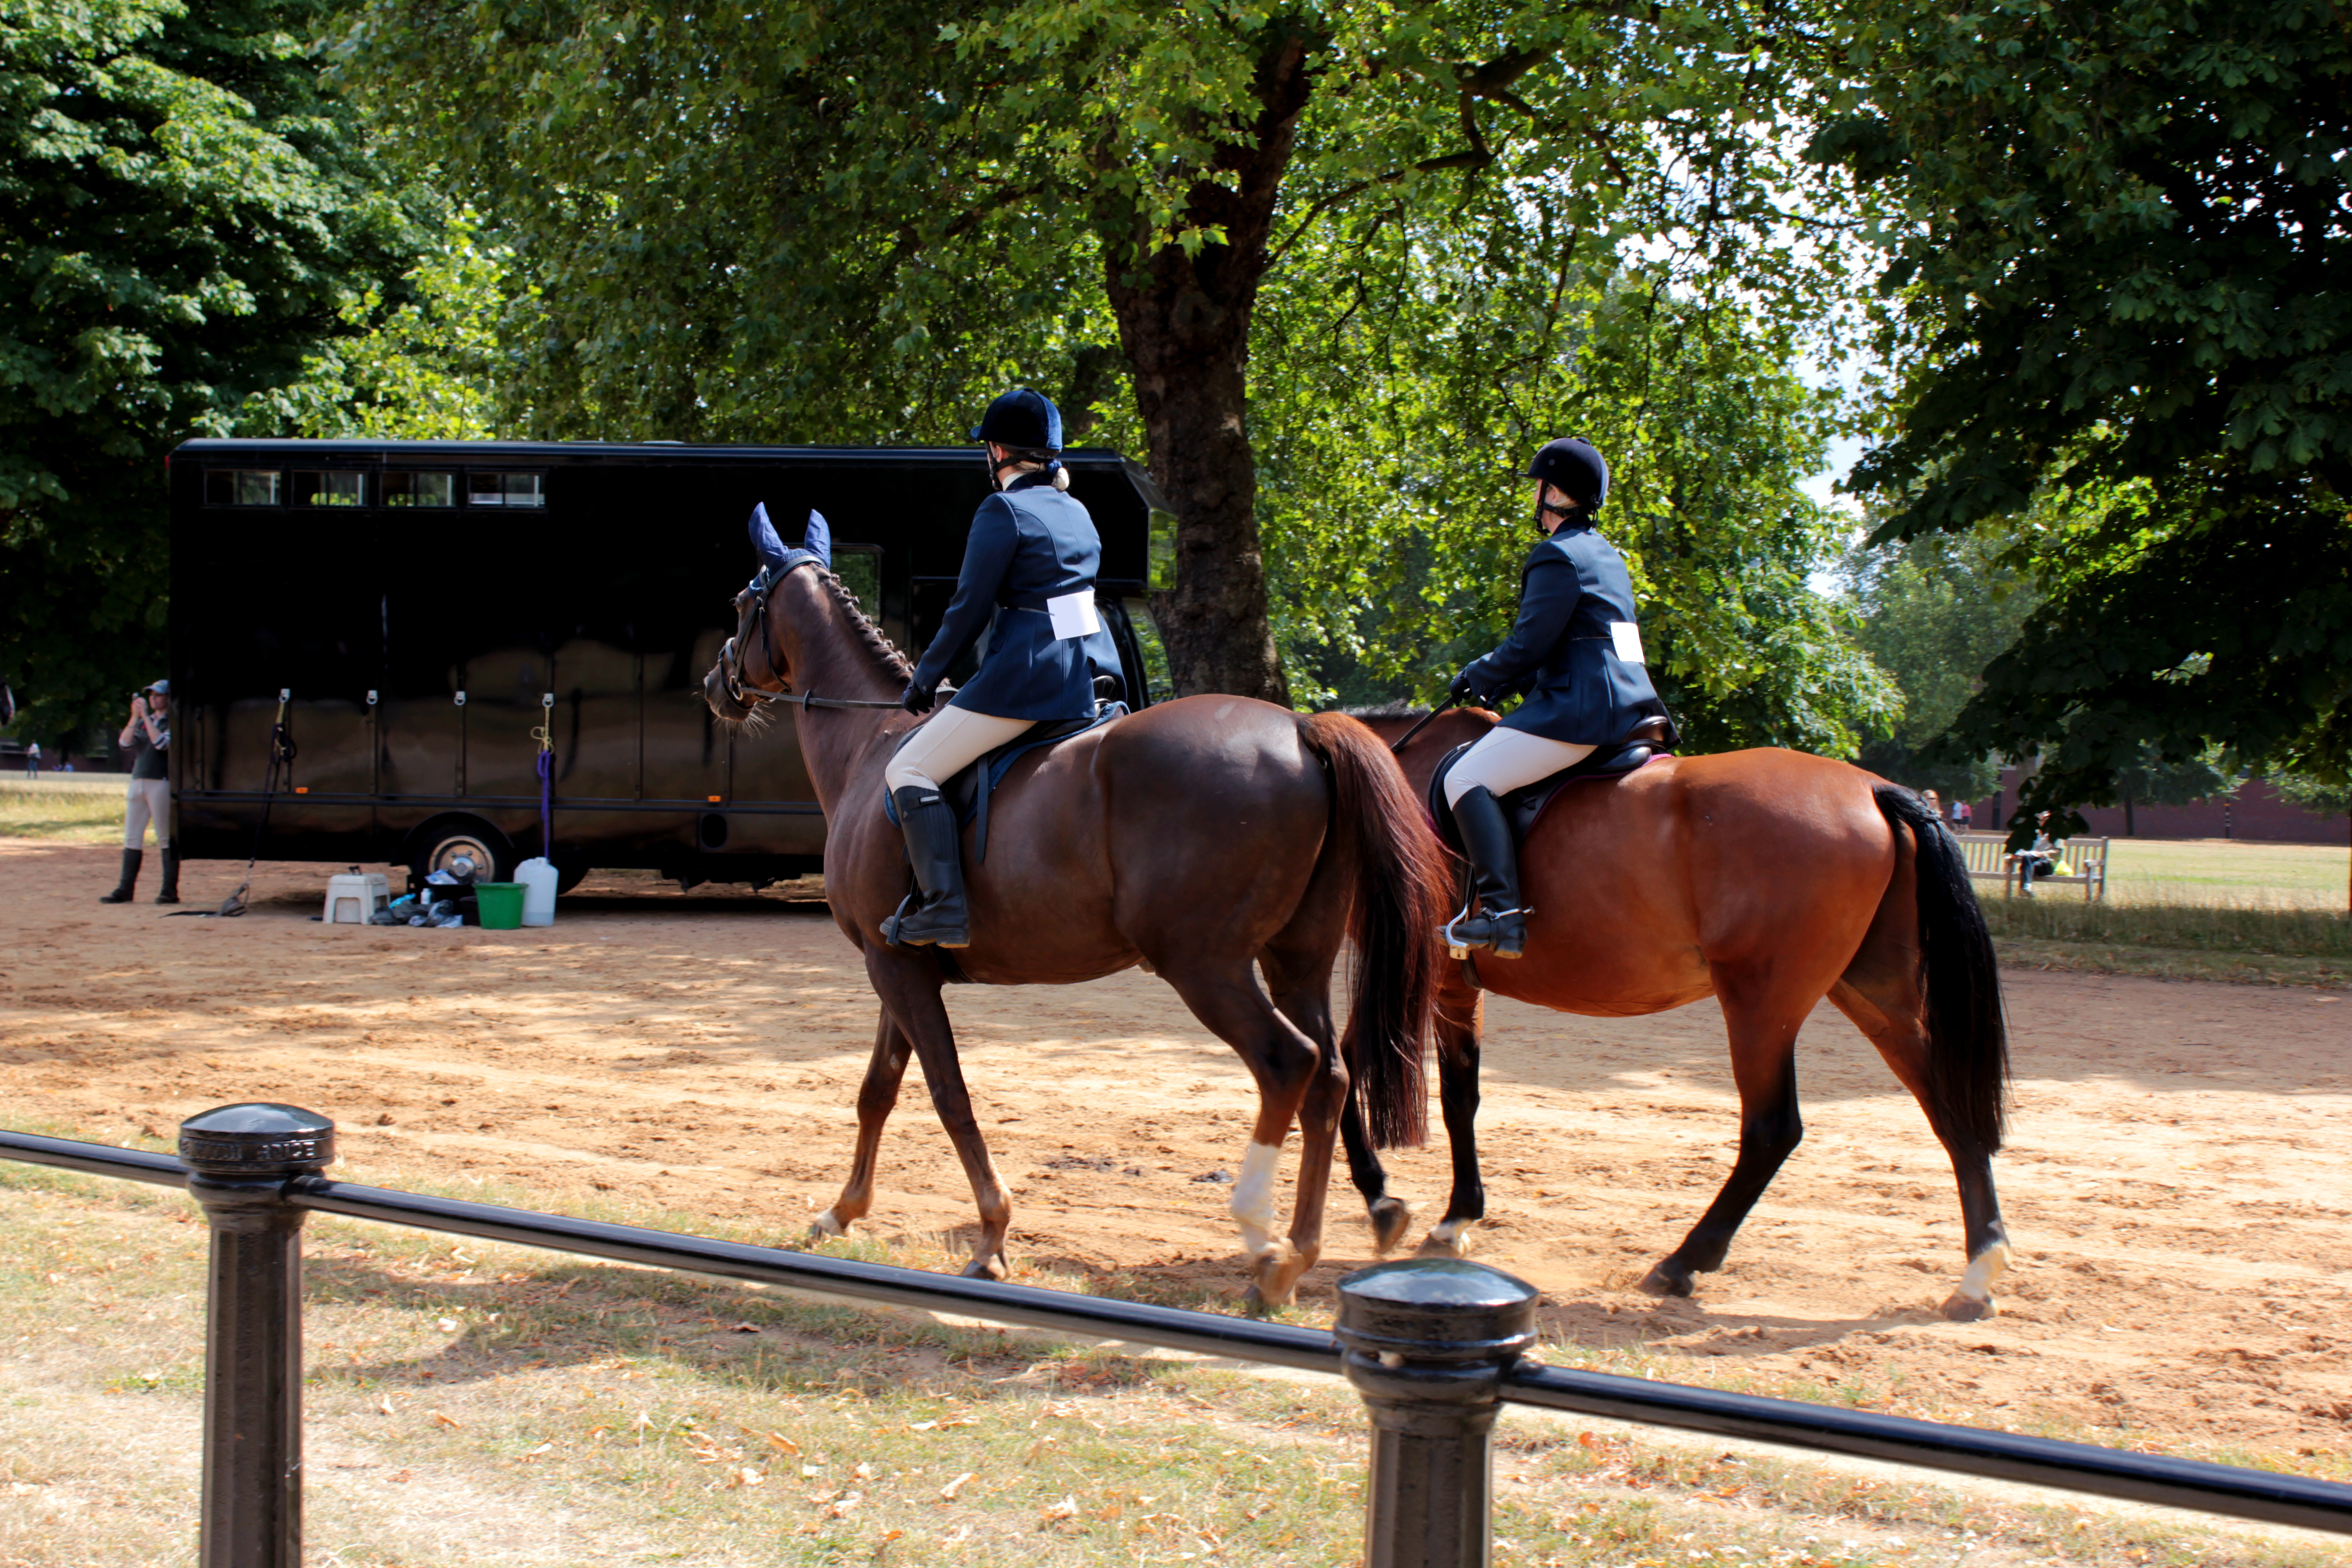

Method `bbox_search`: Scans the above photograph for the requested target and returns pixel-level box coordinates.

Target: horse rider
[883,387,1120,949]
[1440,436,1667,957]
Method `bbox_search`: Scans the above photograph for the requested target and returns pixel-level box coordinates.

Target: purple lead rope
[537,747,553,861]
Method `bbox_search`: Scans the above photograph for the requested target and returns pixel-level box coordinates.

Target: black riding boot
[880,786,970,949]
[155,848,180,905]
[100,849,142,904]
[1442,787,1528,958]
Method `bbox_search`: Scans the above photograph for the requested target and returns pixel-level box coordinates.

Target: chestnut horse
[702,541,1445,1306]
[1343,706,2014,1321]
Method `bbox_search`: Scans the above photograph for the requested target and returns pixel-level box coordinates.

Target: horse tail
[1303,711,1448,1149]
[1873,785,2011,1152]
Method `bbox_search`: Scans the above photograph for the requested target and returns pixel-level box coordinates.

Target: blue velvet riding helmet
[969,387,1063,452]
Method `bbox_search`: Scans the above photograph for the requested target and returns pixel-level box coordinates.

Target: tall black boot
[100,848,142,904]
[154,848,180,905]
[879,786,970,949]
[1441,787,1529,958]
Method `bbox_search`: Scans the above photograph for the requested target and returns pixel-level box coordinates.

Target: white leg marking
[811,1209,846,1238]
[1230,1141,1282,1257]
[1957,1240,2012,1301]
[1429,1217,1472,1247]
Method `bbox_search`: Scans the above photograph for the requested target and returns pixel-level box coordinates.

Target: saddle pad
[884,703,1126,862]
[1425,737,1660,860]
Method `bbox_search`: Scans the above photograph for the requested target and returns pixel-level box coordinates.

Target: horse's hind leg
[1828,979,2010,1321]
[863,947,1013,1279]
[1640,972,1811,1299]
[811,1008,914,1242]
[1269,946,1410,1257]
[1161,959,1327,1308]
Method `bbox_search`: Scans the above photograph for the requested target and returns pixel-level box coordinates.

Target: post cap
[178,1103,336,1176]
[1335,1258,1540,1363]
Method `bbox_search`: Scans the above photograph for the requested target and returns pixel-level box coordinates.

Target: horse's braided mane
[815,566,914,681]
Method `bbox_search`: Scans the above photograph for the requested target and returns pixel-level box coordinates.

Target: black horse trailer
[167,439,1177,892]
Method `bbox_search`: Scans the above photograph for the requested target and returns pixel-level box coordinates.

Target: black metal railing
[7,1108,2352,1567]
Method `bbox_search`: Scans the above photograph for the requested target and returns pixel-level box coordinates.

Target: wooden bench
[1954,832,2110,900]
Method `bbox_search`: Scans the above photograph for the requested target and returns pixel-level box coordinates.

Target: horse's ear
[802,508,832,568]
[748,502,791,572]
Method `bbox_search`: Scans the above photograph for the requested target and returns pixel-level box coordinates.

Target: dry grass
[0,779,132,844]
[2,1134,2345,1568]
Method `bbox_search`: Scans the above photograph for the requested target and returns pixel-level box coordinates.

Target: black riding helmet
[970,387,1063,452]
[1524,436,1608,526]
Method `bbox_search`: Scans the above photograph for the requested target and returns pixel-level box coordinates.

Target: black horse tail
[1873,785,2011,1152]
[1305,711,1448,1149]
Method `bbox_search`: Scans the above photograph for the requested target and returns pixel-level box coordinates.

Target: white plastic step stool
[325,871,390,925]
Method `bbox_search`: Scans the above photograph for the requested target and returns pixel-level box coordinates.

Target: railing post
[1336,1258,1539,1568]
[178,1103,335,1568]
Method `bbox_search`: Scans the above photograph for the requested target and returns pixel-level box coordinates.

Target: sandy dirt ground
[4,839,2348,1463]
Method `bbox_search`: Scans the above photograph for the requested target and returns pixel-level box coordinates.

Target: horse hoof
[1248,1243,1305,1309]
[1636,1263,1693,1299]
[960,1254,1009,1281]
[1940,1291,1996,1323]
[808,1210,846,1242]
[1368,1197,1413,1258]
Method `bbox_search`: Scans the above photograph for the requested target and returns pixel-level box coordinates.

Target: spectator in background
[1922,788,1942,822]
[102,681,177,904]
[22,740,36,778]
[1955,799,1972,829]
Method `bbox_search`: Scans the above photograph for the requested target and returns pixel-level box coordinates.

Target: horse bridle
[719,554,907,712]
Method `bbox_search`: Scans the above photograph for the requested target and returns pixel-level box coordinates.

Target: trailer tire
[406,816,515,889]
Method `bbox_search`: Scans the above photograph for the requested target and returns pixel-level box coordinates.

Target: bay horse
[701,528,1445,1306]
[1344,706,2014,1321]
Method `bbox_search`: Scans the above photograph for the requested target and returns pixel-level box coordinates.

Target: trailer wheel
[406,816,514,889]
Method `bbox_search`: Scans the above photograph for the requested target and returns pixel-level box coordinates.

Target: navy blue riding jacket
[1462,523,1665,746]
[910,472,1121,721]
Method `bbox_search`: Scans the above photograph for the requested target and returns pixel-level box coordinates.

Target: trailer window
[467,472,545,508]
[290,470,366,507]
[204,469,281,506]
[383,472,455,508]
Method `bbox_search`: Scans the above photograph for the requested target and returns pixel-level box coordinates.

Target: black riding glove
[901,681,936,715]
[1448,670,1478,706]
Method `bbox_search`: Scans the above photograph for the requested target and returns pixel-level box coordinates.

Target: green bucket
[474,882,526,930]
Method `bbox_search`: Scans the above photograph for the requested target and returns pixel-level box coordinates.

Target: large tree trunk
[1100,33,1316,705]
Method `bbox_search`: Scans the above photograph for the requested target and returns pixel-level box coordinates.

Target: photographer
[102,681,176,904]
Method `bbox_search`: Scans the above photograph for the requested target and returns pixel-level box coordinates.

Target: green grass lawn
[2098,837,2348,911]
[0,777,135,843]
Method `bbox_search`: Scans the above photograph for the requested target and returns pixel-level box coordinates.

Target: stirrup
[1441,905,1529,961]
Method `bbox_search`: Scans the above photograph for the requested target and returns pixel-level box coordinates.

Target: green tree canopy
[335,0,1846,704]
[1837,528,2037,799]
[1811,0,2352,832]
[0,0,418,741]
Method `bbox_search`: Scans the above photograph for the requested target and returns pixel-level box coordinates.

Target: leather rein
[720,556,906,712]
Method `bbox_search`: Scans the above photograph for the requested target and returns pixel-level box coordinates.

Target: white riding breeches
[124,777,172,849]
[883,706,1036,794]
[1442,728,1596,809]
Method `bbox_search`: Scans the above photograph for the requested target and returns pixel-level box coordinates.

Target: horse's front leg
[1421,978,1488,1254]
[811,1007,914,1241]
[864,946,1013,1278]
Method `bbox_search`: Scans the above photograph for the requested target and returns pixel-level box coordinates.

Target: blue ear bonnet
[748,502,833,585]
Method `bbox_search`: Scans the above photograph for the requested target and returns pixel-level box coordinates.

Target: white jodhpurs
[1442,727,1596,809]
[123,777,172,849]
[883,706,1036,794]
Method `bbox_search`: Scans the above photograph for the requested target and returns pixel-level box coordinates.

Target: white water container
[515,857,559,927]
[325,870,389,925]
